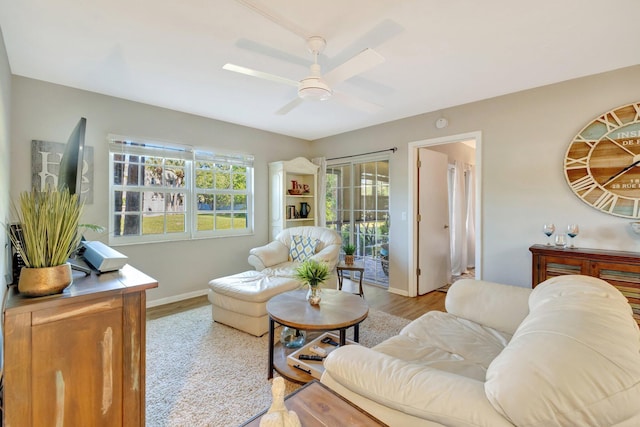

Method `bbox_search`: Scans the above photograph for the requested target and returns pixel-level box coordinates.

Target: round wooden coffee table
[267,289,369,383]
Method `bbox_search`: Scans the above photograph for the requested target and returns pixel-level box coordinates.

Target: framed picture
[31,140,94,204]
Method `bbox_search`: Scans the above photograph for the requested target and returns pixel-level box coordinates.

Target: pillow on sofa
[289,235,319,262]
[485,275,640,427]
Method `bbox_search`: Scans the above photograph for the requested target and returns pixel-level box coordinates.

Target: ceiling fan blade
[223,63,298,87]
[333,91,382,114]
[235,0,310,40]
[326,19,404,70]
[276,98,305,115]
[324,48,385,87]
[236,38,310,68]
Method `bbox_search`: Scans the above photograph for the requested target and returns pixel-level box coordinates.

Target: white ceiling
[1,0,639,141]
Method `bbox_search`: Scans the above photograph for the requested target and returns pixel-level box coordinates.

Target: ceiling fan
[223,0,386,115]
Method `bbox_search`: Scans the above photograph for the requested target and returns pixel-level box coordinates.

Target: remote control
[310,345,328,357]
[321,337,339,347]
[299,354,324,361]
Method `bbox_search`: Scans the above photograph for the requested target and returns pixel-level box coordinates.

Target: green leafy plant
[342,243,356,255]
[8,186,90,268]
[294,259,330,288]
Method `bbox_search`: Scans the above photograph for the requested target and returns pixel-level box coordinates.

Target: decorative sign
[31,140,94,204]
[564,102,640,218]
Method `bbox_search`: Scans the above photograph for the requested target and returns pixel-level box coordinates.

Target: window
[108,136,253,245]
[326,158,389,286]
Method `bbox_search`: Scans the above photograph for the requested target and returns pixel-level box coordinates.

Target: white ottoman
[207,271,300,336]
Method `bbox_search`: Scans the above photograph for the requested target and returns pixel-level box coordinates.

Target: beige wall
[9,77,309,304]
[0,29,11,290]
[0,26,11,372]
[7,63,640,302]
[312,65,640,292]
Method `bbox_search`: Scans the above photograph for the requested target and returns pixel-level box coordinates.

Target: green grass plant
[294,259,330,288]
[8,187,83,268]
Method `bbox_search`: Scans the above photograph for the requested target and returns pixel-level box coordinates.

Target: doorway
[326,157,390,287]
[408,131,482,297]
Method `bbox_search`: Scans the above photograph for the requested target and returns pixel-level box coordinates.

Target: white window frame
[108,135,254,245]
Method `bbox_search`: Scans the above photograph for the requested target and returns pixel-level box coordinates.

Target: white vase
[307,286,321,305]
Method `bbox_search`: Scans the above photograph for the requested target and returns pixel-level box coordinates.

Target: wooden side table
[241,380,388,426]
[336,261,365,297]
[266,289,369,383]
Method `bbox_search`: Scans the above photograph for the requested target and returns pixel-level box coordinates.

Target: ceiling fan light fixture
[298,77,332,101]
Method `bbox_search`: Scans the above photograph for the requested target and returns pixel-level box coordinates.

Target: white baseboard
[387,287,409,297]
[147,289,209,308]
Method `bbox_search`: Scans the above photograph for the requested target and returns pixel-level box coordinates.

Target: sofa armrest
[322,345,513,426]
[445,278,531,335]
[247,241,289,271]
[309,244,341,270]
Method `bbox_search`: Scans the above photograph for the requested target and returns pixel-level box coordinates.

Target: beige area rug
[146,305,410,426]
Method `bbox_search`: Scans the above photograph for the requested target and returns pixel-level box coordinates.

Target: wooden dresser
[3,264,158,426]
[529,244,640,325]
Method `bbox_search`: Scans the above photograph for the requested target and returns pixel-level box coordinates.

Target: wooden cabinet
[269,157,319,240]
[3,264,158,426]
[530,244,640,325]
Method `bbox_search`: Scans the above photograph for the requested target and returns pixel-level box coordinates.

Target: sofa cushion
[373,310,511,381]
[485,275,640,427]
[207,270,299,303]
[289,235,319,262]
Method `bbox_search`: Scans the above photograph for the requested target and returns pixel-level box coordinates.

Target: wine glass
[567,224,579,248]
[543,223,556,245]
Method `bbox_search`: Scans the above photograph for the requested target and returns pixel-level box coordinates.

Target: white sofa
[248,226,342,284]
[321,275,640,427]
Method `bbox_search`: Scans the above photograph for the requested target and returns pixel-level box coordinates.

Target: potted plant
[8,186,85,296]
[294,258,330,305]
[343,243,356,265]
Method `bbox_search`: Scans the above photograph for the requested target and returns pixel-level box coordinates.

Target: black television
[58,117,92,274]
[57,117,86,197]
[9,117,91,282]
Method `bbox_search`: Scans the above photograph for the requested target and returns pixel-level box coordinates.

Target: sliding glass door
[326,158,389,287]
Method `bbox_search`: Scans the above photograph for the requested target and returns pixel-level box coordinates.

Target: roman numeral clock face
[565,102,640,218]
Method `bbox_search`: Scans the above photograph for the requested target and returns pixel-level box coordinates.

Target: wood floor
[146,281,447,321]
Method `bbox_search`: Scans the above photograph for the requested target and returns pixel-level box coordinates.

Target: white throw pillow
[485,275,640,427]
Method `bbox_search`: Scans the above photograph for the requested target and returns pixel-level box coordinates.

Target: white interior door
[417,148,451,294]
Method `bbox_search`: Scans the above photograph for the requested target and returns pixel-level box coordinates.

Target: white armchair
[248,226,342,284]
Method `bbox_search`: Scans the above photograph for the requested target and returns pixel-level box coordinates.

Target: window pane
[113,161,141,186]
[166,213,185,233]
[142,213,164,235]
[113,214,141,236]
[234,213,247,229]
[233,172,247,190]
[215,170,231,189]
[164,159,185,188]
[215,213,232,229]
[165,192,185,212]
[196,169,213,190]
[233,195,247,210]
[115,191,141,212]
[197,194,214,210]
[197,213,214,231]
[143,191,165,213]
[216,194,231,210]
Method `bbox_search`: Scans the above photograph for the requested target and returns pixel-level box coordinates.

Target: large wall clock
[564,102,640,219]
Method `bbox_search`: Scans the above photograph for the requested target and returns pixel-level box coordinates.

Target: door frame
[407,131,483,297]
